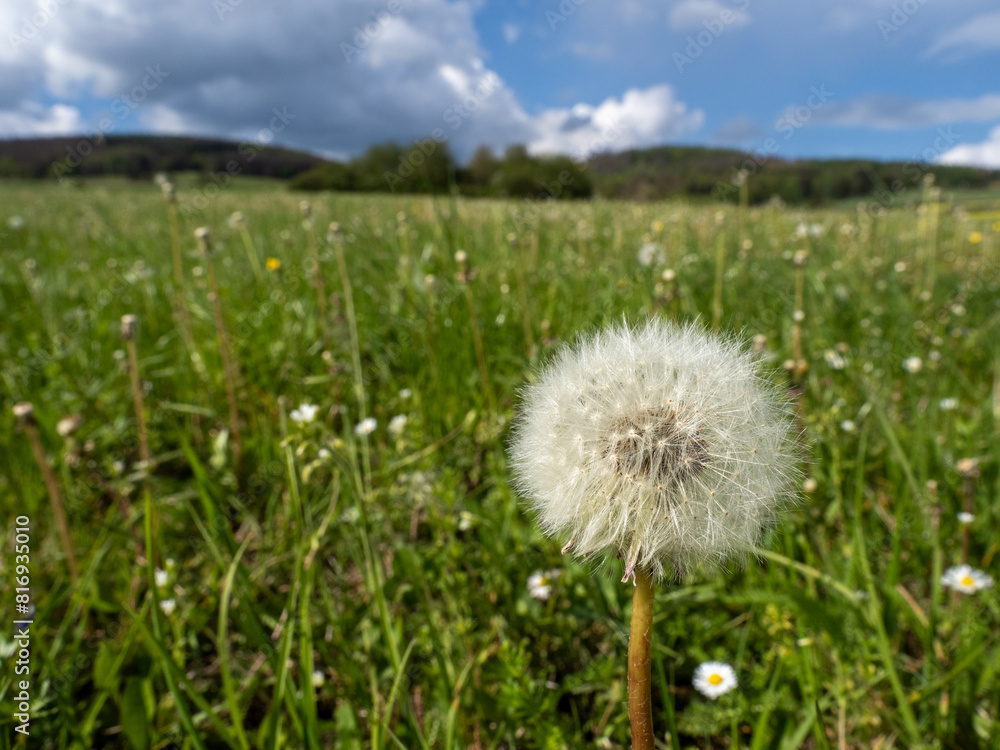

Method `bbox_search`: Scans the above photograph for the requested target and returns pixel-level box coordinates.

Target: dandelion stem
[196,228,244,480]
[122,316,151,465]
[712,231,726,328]
[628,567,655,750]
[15,404,78,581]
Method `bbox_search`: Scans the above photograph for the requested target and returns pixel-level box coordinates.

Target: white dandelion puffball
[941,565,993,594]
[510,320,797,581]
[693,661,738,699]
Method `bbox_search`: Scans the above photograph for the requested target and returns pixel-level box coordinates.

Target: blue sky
[2,0,1000,167]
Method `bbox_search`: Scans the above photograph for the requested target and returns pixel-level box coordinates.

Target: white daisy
[290,403,319,424]
[527,570,561,600]
[941,565,993,594]
[354,417,377,436]
[693,661,738,699]
[388,414,408,436]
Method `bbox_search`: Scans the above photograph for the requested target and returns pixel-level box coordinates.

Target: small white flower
[311,670,325,688]
[902,357,922,374]
[355,417,377,436]
[840,419,856,433]
[951,304,966,317]
[159,598,177,616]
[527,569,561,600]
[458,511,475,531]
[693,662,738,699]
[317,448,331,459]
[792,309,805,322]
[957,512,975,525]
[154,568,169,588]
[823,350,846,370]
[341,507,361,523]
[941,565,993,594]
[388,414,408,436]
[939,398,958,411]
[290,403,319,424]
[398,388,412,399]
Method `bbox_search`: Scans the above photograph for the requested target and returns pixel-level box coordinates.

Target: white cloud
[502,23,519,43]
[0,102,84,136]
[810,93,1000,129]
[528,85,704,159]
[927,11,1000,58]
[937,123,1000,168]
[669,0,750,31]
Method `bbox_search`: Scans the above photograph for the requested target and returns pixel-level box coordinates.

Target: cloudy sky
[3,0,1000,167]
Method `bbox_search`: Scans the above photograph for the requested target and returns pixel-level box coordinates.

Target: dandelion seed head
[355,417,377,436]
[903,356,923,374]
[509,320,798,581]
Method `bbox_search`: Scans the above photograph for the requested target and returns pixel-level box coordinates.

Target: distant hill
[1,135,997,206]
[0,135,324,180]
[587,145,1000,205]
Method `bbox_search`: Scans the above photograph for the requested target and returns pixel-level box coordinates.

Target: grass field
[1,177,1000,749]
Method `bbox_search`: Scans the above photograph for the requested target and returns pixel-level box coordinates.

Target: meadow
[1,176,999,749]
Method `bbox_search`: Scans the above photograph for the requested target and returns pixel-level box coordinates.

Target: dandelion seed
[902,356,922,374]
[159,598,177,616]
[638,243,665,268]
[509,319,798,581]
[527,570,561,600]
[388,414,408,436]
[290,403,319,424]
[957,512,975,525]
[693,662,738,699]
[355,417,377,436]
[941,565,993,594]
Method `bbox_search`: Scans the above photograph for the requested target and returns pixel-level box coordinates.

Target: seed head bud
[510,320,798,581]
[299,200,311,218]
[13,402,35,424]
[793,250,808,268]
[120,314,138,340]
[56,414,82,438]
[194,227,211,255]
[327,222,343,243]
[228,211,245,228]
[957,458,980,479]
